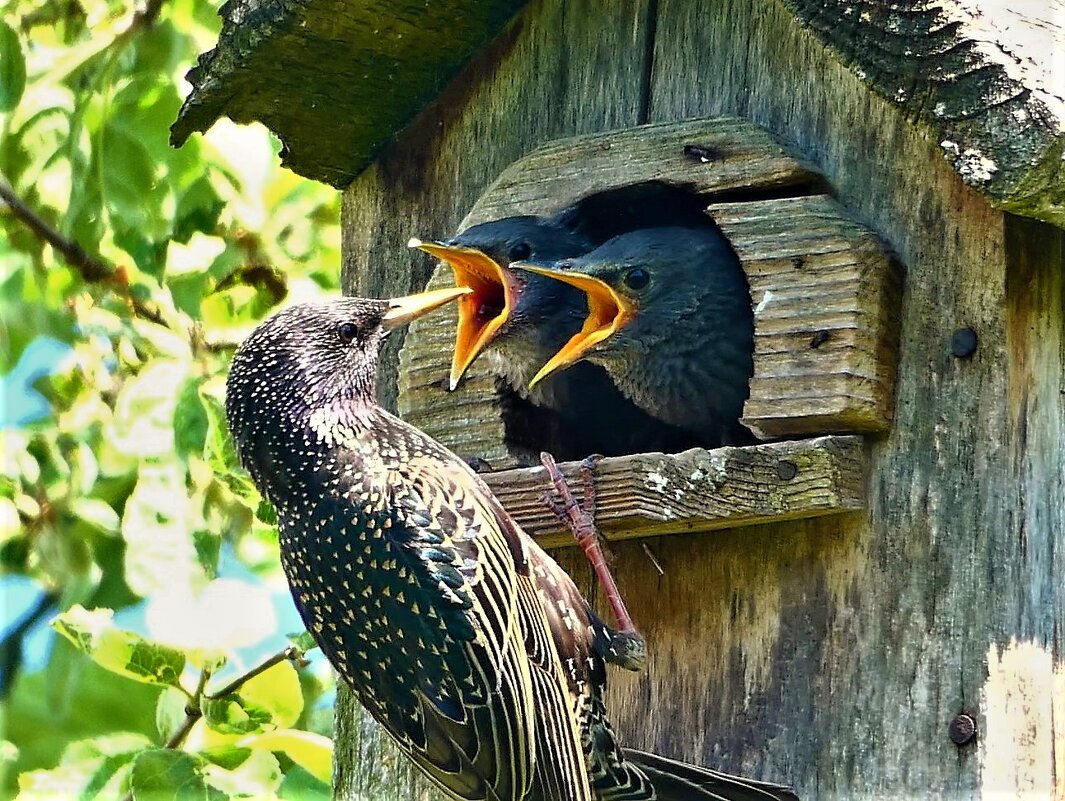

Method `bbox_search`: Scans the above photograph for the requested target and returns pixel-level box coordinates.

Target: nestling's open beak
[512,263,636,388]
[409,237,521,390]
[383,286,473,329]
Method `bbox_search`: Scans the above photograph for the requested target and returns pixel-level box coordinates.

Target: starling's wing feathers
[403,440,595,801]
[371,452,539,800]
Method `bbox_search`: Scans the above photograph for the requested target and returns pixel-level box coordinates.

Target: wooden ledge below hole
[482,435,866,548]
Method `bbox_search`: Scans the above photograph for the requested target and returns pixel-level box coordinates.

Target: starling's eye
[336,321,359,344]
[508,242,532,262]
[623,267,650,291]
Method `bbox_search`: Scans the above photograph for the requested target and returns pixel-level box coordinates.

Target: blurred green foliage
[0,0,342,796]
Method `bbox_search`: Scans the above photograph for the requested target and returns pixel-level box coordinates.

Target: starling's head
[411,216,593,389]
[225,289,469,447]
[518,227,749,386]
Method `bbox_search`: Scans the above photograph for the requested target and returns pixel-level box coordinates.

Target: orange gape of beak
[409,238,519,390]
[512,263,636,388]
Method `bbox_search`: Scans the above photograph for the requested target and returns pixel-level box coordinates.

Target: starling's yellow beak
[513,263,636,388]
[383,286,473,329]
[409,237,519,390]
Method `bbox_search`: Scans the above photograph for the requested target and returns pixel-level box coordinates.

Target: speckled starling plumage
[521,226,756,448]
[226,293,796,801]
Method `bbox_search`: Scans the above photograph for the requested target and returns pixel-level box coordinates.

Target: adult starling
[226,292,797,801]
[519,226,756,447]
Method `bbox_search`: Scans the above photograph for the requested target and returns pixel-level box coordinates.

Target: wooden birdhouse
[174,1,1065,798]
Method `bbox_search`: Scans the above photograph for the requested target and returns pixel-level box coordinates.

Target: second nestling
[411,183,754,455]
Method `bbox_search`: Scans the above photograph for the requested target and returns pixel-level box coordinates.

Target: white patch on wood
[754,289,774,315]
[979,638,1065,799]
[645,471,669,493]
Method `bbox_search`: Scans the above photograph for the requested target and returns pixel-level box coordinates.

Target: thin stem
[0,177,170,327]
[203,646,302,701]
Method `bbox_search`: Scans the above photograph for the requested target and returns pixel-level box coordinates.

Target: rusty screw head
[776,460,798,481]
[951,327,978,359]
[948,713,977,746]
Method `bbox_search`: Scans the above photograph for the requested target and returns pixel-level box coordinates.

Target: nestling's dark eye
[337,321,359,344]
[508,242,532,262]
[623,267,650,290]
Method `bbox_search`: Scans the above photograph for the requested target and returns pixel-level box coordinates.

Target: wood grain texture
[461,116,823,226]
[710,195,903,437]
[638,1,1064,797]
[483,435,865,546]
[171,0,528,186]
[778,0,1065,228]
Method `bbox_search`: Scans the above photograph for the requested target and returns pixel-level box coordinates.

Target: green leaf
[69,497,120,534]
[286,630,317,654]
[52,605,186,687]
[0,21,26,111]
[174,377,210,458]
[238,729,332,785]
[155,686,189,742]
[278,764,331,801]
[238,659,303,729]
[130,749,224,801]
[201,696,270,736]
[202,748,282,797]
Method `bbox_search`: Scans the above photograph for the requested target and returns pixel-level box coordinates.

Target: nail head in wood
[948,713,977,746]
[951,326,978,359]
[776,460,798,481]
[682,144,718,163]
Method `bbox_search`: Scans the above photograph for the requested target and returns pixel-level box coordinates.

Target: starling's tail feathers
[622,748,800,801]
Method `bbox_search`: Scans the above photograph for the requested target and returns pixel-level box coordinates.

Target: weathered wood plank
[483,435,865,547]
[777,0,1065,228]
[634,1,1064,797]
[172,0,528,186]
[709,195,902,437]
[463,116,823,226]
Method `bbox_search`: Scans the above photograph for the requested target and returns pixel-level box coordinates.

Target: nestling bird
[519,226,756,447]
[412,182,714,457]
[226,291,797,801]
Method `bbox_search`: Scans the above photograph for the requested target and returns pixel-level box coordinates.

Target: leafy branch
[0,177,169,326]
[118,645,310,801]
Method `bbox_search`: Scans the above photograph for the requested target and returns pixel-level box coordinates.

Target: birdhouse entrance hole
[399,117,902,544]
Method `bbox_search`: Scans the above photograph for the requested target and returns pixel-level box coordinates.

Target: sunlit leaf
[238,729,332,785]
[202,748,281,797]
[201,696,269,736]
[129,749,224,801]
[122,461,204,597]
[237,659,303,729]
[0,22,26,112]
[110,360,187,458]
[69,497,120,534]
[145,578,275,658]
[52,605,186,687]
[155,686,189,743]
